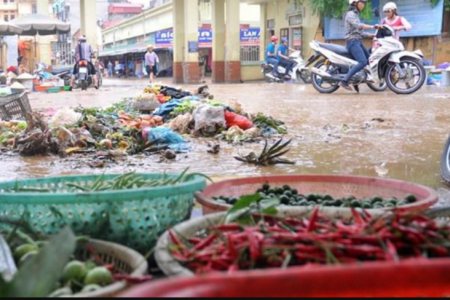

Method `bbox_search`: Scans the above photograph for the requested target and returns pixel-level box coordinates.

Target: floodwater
[3,79,450,203]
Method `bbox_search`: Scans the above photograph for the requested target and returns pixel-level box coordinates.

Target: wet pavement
[4,78,450,203]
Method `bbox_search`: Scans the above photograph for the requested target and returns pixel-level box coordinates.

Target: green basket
[63,86,71,92]
[46,87,61,93]
[0,174,206,254]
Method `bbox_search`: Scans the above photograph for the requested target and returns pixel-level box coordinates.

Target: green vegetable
[19,250,39,267]
[84,267,114,287]
[49,287,73,298]
[81,284,102,294]
[62,261,87,283]
[14,244,38,262]
[405,195,418,204]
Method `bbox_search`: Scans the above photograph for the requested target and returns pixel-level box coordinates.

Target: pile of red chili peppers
[169,209,450,274]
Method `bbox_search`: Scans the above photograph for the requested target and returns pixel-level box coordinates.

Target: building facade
[101,0,262,81]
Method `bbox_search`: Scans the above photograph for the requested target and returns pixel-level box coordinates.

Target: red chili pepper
[228,264,239,274]
[247,231,264,261]
[343,245,384,256]
[385,240,399,262]
[193,234,218,252]
[113,274,152,284]
[169,230,185,250]
[188,238,202,245]
[307,208,320,232]
[432,246,448,257]
[87,244,104,264]
[104,264,115,271]
[172,250,188,262]
[217,224,242,231]
[351,208,366,226]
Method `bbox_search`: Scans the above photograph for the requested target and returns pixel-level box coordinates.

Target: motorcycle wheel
[441,135,450,185]
[385,58,426,95]
[367,81,388,92]
[311,60,340,94]
[298,69,312,84]
[81,80,87,91]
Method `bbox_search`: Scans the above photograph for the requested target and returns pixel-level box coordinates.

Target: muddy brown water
[3,80,450,204]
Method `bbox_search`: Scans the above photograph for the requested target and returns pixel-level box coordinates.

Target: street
[1,79,446,201]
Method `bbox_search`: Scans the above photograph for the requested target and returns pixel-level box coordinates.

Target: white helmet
[349,0,367,4]
[383,2,398,12]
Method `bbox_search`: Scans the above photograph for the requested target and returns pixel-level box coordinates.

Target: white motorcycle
[308,25,426,95]
[262,51,311,84]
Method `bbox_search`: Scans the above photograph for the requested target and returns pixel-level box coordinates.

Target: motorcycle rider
[69,36,99,91]
[382,2,412,40]
[339,0,381,91]
[266,36,280,77]
[277,38,295,78]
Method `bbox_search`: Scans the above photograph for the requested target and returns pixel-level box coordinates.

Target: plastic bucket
[442,70,450,87]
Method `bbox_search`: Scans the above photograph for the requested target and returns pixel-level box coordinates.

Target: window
[240,46,260,62]
[280,28,289,41]
[10,14,15,20]
[291,27,302,51]
[289,14,303,27]
[4,15,8,22]
[32,4,37,14]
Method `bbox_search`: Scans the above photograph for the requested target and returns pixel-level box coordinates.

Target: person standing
[145,45,159,84]
[339,0,380,91]
[107,61,113,78]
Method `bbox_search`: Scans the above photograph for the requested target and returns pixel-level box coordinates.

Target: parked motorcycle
[262,51,311,84]
[308,25,426,95]
[441,136,450,184]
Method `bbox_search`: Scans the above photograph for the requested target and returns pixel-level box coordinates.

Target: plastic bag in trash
[192,104,226,134]
[167,113,193,134]
[51,108,82,127]
[142,126,189,152]
[224,111,253,130]
[153,99,183,119]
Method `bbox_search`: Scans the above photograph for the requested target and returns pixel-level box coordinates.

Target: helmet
[270,35,279,42]
[349,0,367,4]
[78,36,87,43]
[383,2,397,12]
[281,37,289,44]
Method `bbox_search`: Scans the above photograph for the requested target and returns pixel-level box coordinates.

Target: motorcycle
[76,60,91,91]
[308,25,426,95]
[262,51,311,84]
[74,60,102,91]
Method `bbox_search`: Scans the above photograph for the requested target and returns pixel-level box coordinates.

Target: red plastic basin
[120,259,450,297]
[195,175,438,215]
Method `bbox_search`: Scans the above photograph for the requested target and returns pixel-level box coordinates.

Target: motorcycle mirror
[373,8,380,18]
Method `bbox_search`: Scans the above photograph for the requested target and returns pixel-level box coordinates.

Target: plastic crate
[0,92,32,121]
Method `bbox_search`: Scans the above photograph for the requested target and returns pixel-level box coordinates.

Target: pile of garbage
[0,84,288,164]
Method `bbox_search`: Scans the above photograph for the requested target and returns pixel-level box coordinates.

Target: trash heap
[0,84,288,163]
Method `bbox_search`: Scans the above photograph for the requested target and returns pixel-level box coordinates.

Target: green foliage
[294,0,373,20]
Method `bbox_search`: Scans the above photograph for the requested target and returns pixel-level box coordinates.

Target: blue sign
[325,0,444,40]
[155,29,174,47]
[240,28,261,45]
[198,29,213,45]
